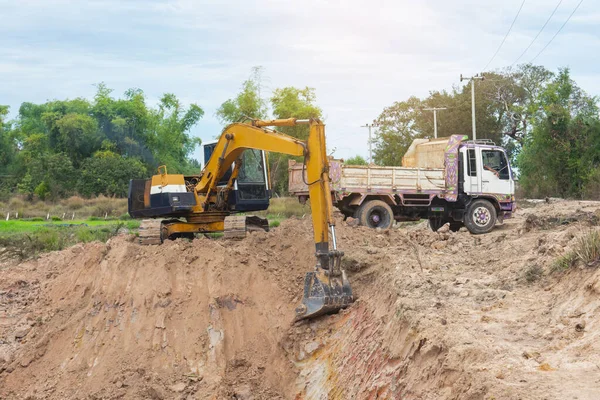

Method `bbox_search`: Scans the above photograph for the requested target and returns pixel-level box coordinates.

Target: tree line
[0,84,203,200]
[371,65,600,199]
[1,64,598,201]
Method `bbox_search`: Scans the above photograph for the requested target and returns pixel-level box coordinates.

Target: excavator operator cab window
[238,149,266,184]
[236,149,268,200]
[201,142,269,211]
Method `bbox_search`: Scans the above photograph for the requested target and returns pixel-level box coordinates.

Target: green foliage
[551,230,600,272]
[345,155,368,165]
[0,84,203,199]
[574,230,600,267]
[270,87,322,140]
[517,69,600,198]
[147,93,204,173]
[0,225,118,258]
[269,86,322,194]
[372,65,554,166]
[77,152,147,197]
[524,264,543,283]
[551,251,577,272]
[216,66,268,124]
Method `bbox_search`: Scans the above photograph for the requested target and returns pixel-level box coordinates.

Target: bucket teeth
[295,268,353,321]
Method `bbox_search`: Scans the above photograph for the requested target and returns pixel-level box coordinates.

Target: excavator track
[138,219,163,245]
[223,215,269,239]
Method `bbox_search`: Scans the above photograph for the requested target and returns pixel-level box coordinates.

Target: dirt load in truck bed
[1,199,600,399]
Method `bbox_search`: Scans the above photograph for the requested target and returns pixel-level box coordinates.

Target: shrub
[261,197,308,218]
[551,251,577,272]
[8,197,25,210]
[21,217,44,222]
[524,265,543,283]
[551,229,600,272]
[574,230,600,267]
[77,156,146,198]
[64,195,85,210]
[51,216,62,221]
[125,220,140,230]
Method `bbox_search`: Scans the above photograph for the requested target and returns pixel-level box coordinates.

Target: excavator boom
[196,118,353,319]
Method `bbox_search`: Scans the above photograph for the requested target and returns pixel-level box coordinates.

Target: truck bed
[288,160,446,195]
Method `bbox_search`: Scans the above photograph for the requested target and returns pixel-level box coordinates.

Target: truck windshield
[482,150,510,180]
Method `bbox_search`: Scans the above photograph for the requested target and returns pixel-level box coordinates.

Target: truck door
[480,149,513,195]
[462,147,481,194]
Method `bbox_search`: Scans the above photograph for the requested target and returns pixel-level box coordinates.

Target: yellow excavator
[128,118,353,320]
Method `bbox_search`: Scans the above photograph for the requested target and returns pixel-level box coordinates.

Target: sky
[1,0,598,162]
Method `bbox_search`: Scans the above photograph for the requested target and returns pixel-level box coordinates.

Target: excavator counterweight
[128,118,354,320]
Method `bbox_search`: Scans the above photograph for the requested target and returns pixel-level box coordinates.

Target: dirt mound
[2,202,600,399]
[0,220,315,399]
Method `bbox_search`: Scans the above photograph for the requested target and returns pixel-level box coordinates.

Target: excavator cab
[202,142,270,212]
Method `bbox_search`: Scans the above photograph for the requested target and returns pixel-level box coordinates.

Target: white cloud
[0,0,597,161]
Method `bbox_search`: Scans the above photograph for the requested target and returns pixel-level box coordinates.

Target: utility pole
[460,74,485,140]
[423,107,447,138]
[361,123,377,164]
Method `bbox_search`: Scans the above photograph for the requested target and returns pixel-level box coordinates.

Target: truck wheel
[358,200,393,229]
[464,199,497,234]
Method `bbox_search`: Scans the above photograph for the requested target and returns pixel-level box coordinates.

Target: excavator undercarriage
[138,215,269,244]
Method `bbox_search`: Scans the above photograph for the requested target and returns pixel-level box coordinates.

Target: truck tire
[358,200,394,229]
[464,199,497,234]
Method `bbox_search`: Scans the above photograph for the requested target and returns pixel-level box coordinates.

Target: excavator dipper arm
[195,118,353,320]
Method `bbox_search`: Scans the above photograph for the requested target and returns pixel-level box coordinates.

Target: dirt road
[1,200,600,399]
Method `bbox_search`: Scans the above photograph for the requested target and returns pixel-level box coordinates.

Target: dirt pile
[2,200,600,399]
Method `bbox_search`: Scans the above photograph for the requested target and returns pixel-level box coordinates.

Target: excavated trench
[2,201,600,399]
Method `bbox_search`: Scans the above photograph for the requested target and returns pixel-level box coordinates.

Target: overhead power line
[482,0,526,71]
[530,0,585,62]
[511,0,563,66]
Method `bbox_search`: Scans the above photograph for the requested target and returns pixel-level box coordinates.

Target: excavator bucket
[295,267,353,321]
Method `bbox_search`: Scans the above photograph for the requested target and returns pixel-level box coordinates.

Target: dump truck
[289,135,516,234]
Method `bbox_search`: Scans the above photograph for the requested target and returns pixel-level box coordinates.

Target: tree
[517,68,600,198]
[54,113,103,166]
[345,155,367,165]
[372,96,423,166]
[0,105,14,167]
[371,65,555,166]
[269,86,323,194]
[17,152,78,200]
[147,93,204,173]
[216,67,268,124]
[77,152,147,197]
[0,85,204,199]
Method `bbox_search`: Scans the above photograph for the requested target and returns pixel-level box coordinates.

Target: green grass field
[0,219,139,235]
[0,219,140,259]
[0,197,306,259]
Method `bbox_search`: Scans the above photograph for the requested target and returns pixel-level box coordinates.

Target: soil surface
[1,199,600,399]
